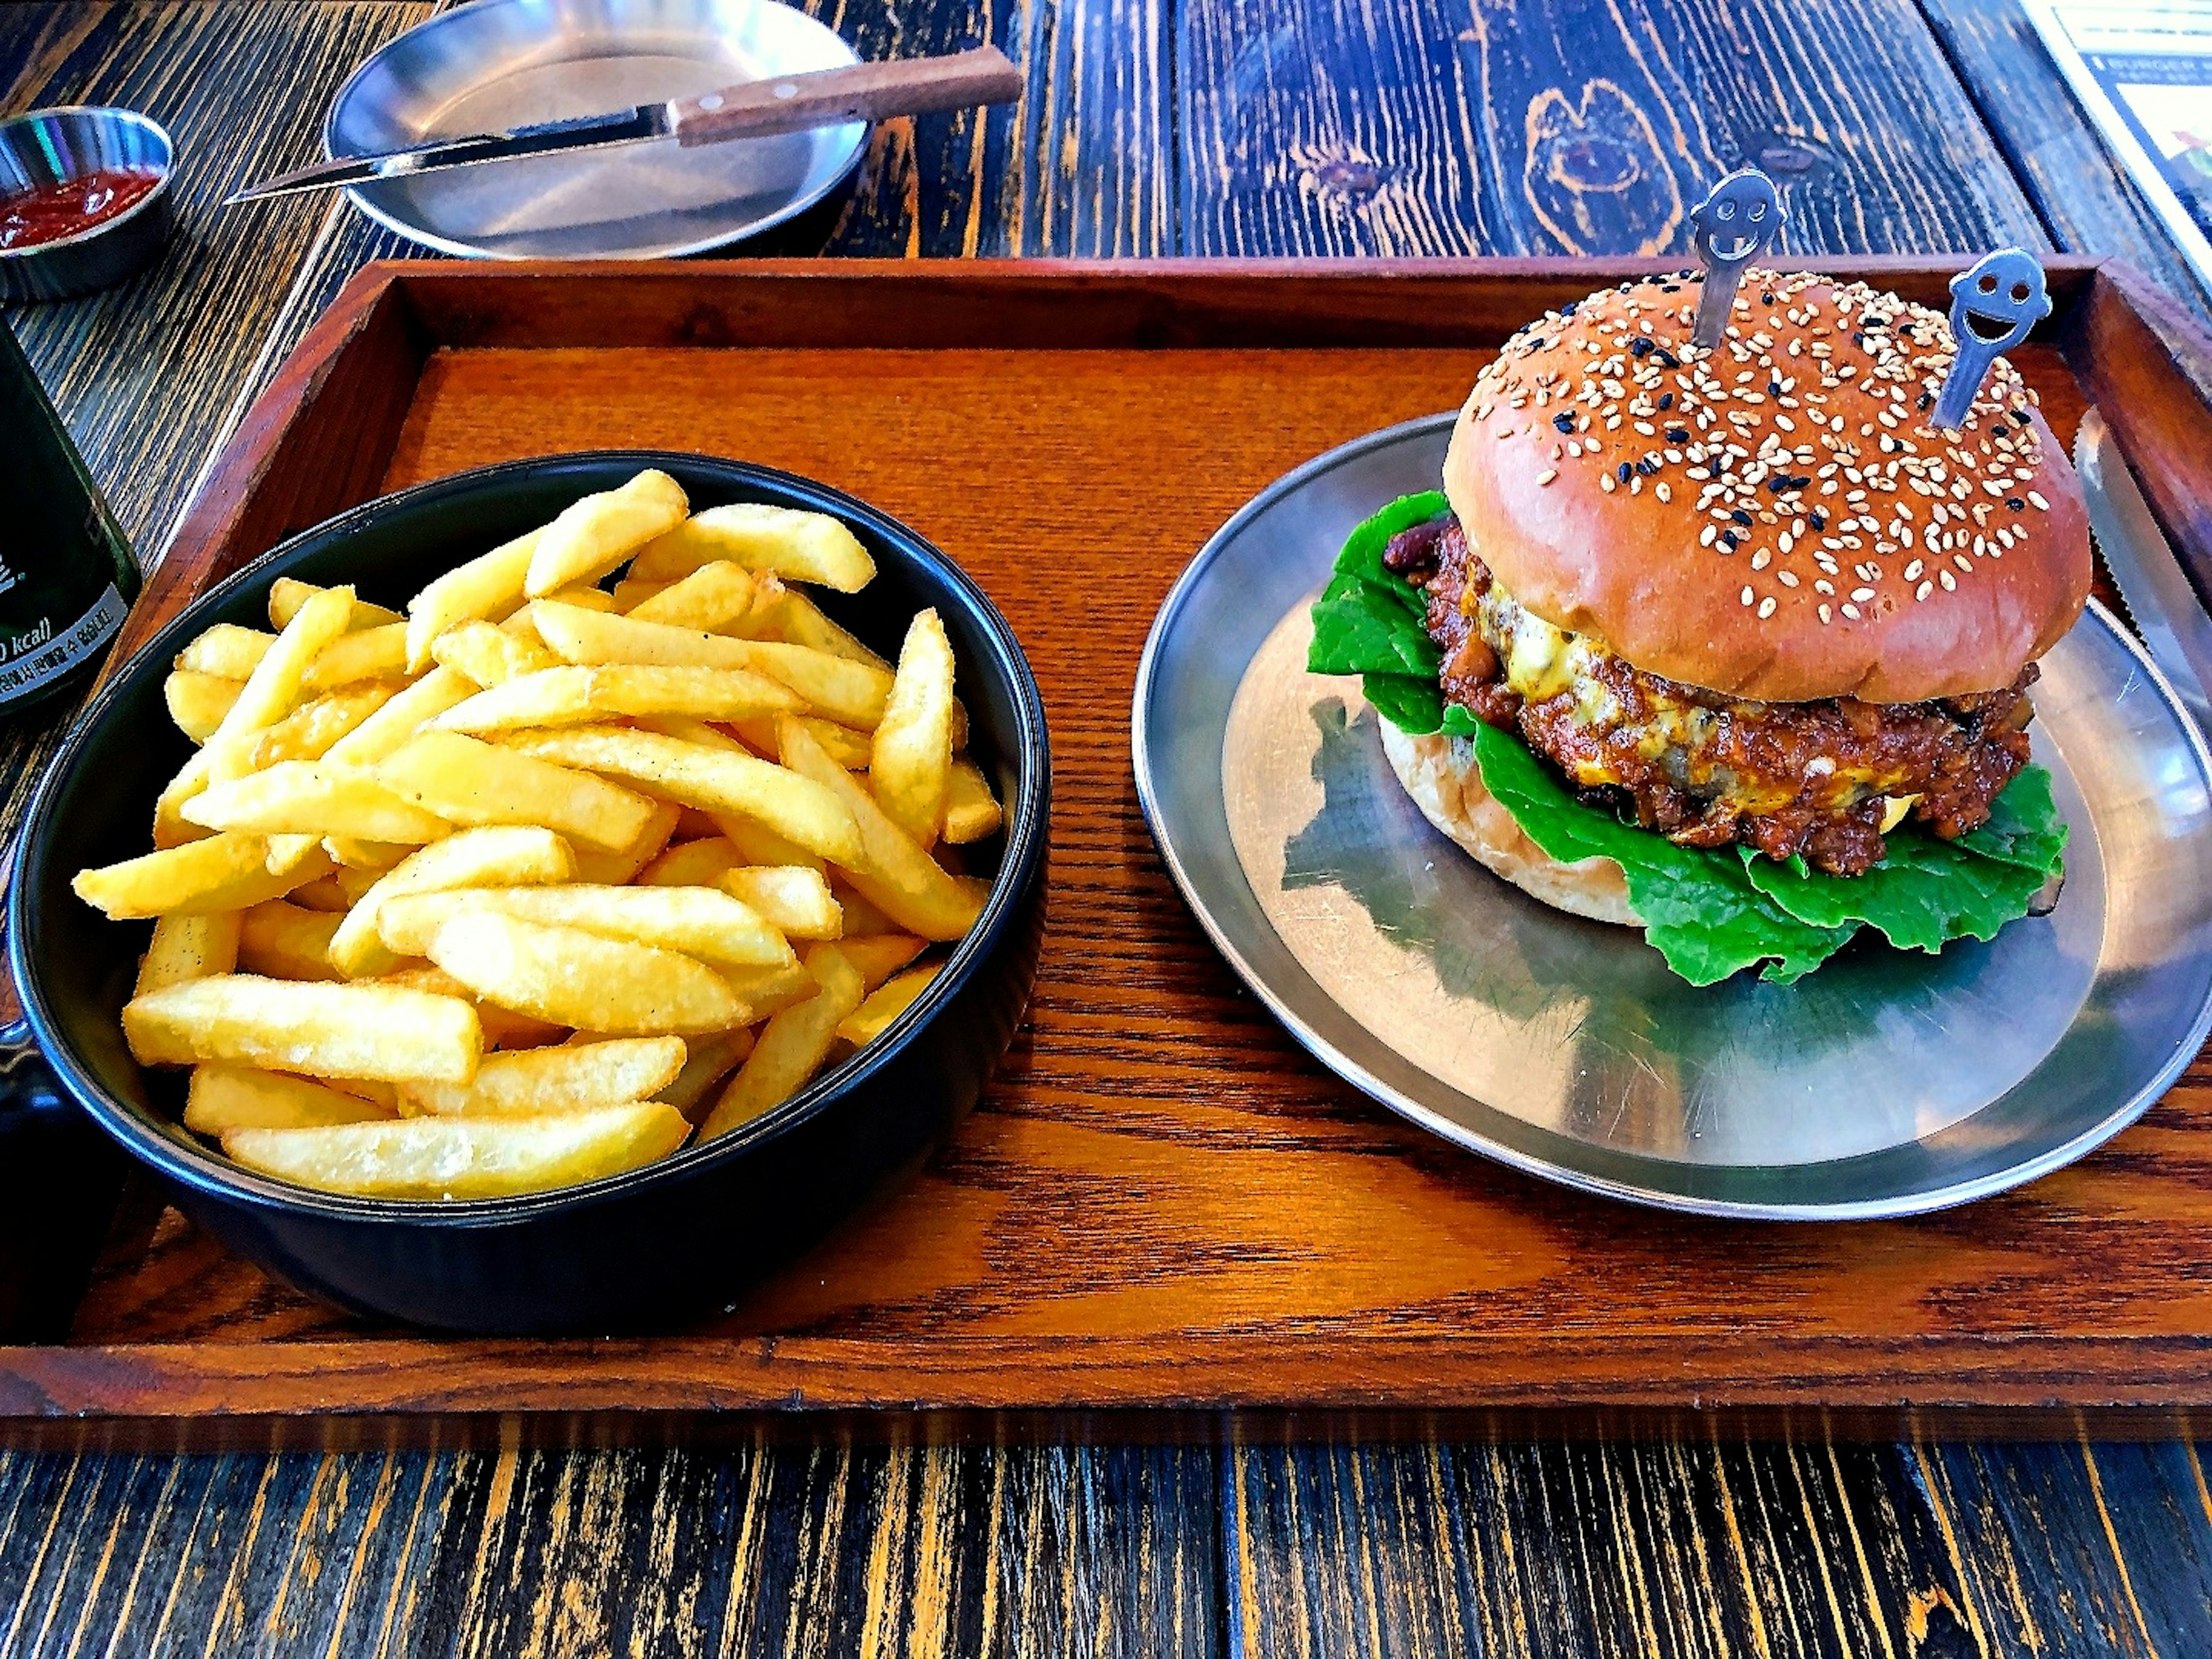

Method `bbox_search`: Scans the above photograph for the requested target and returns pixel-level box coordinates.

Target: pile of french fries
[73,469,1004,1200]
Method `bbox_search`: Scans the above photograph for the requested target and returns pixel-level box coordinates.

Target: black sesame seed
[1720,529,1740,550]
[1666,426,1690,442]
[1616,463,1633,483]
[1809,512,1827,531]
[1552,413,1575,433]
[2006,496,2027,511]
[1654,349,1680,369]
[1636,457,1660,476]
[1630,338,1653,358]
[1916,392,1933,411]
[1658,393,1674,410]
[1762,291,1776,305]
[1558,301,1578,317]
[1730,509,1753,526]
[1767,381,1783,396]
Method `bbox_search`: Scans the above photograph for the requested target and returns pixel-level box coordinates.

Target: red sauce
[0,168,164,251]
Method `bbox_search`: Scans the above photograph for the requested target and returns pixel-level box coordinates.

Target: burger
[1308,269,2087,984]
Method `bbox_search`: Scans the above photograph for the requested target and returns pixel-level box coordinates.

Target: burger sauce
[0,316,141,715]
[0,168,162,249]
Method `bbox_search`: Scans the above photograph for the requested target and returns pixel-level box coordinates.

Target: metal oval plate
[1133,413,2212,1218]
[324,0,865,261]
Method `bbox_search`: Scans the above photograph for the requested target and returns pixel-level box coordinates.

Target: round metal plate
[324,0,866,261]
[1132,412,2212,1218]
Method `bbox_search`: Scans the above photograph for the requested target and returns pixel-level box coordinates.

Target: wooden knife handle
[672,46,1020,147]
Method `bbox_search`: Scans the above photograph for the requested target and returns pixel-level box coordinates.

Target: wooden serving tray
[7,259,2212,1449]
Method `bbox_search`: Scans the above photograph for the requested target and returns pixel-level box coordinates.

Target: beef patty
[1382,514,2035,877]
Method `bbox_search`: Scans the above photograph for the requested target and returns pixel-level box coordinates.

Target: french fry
[836,963,941,1046]
[77,833,295,919]
[942,757,1005,843]
[672,806,724,840]
[184,1065,395,1132]
[405,529,538,671]
[779,718,984,941]
[426,911,743,1036]
[637,836,747,888]
[270,578,402,632]
[122,976,482,1083]
[377,965,564,1050]
[632,503,874,592]
[133,911,244,997]
[175,623,272,680]
[718,815,827,874]
[237,901,343,981]
[493,725,863,865]
[433,664,798,734]
[288,876,353,913]
[201,585,356,783]
[718,961,817,1019]
[731,713,871,769]
[836,933,929,991]
[324,837,411,872]
[151,751,214,849]
[320,667,476,768]
[543,585,618,612]
[869,609,956,844]
[701,944,865,1137]
[377,731,656,851]
[301,623,409,692]
[717,866,842,940]
[248,686,397,768]
[626,561,756,630]
[379,883,795,971]
[529,603,894,728]
[826,880,899,937]
[651,1029,752,1122]
[328,824,577,978]
[610,578,669,612]
[431,619,559,687]
[165,671,243,743]
[182,761,453,843]
[767,586,892,671]
[524,469,689,597]
[222,1103,689,1199]
[405,1036,687,1119]
[568,800,680,885]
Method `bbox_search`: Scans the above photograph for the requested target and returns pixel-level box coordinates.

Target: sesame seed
[1778,570,1800,588]
[1536,469,1558,486]
[1916,581,1933,600]
[2028,490,2049,510]
[1841,603,1861,619]
[1850,586,1875,603]
[1819,603,1833,624]
[1757,597,1777,619]
[1940,569,1956,590]
[1953,554,1972,572]
[1751,550,1771,570]
[1740,585,1755,607]
[1601,474,1617,493]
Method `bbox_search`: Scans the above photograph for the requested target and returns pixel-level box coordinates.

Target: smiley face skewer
[1933,248,2051,431]
[1690,169,1786,350]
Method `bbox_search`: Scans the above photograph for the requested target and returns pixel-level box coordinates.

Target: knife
[226,46,1021,204]
[2075,407,2212,736]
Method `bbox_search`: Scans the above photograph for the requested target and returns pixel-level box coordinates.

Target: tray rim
[11,255,2212,1444]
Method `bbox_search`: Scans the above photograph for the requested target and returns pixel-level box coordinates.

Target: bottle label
[0,582,128,709]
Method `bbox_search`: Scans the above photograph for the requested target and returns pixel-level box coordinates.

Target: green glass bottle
[0,313,141,716]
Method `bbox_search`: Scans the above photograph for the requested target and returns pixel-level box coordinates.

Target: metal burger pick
[1690,168,1786,349]
[1933,247,2051,431]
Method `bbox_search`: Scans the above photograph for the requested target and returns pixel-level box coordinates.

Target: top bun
[1444,270,2091,703]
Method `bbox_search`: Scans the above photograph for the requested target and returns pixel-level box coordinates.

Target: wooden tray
[8,258,2212,1449]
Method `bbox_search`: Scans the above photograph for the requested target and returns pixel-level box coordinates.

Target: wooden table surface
[4,1,2212,1653]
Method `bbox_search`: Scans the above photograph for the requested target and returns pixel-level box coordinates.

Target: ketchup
[0,168,163,250]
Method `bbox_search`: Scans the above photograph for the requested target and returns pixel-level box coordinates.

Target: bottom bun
[1378,722,1641,927]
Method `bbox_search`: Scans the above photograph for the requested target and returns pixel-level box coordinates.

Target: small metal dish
[324,0,867,260]
[0,107,175,302]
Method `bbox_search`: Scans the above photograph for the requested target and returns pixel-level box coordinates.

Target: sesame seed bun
[1445,270,2092,703]
[1378,722,1639,927]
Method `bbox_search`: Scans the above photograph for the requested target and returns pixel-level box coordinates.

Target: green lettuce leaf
[1302,495,2070,985]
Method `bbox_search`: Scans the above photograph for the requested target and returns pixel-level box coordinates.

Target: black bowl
[9,452,1050,1334]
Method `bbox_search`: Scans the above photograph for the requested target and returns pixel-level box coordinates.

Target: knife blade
[226,46,1021,204]
[2075,407,2212,736]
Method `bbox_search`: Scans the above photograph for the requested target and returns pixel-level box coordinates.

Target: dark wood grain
[7,3,2212,1657]
[1177,0,2048,259]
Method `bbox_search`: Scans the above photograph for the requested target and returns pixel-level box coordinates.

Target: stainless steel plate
[325,0,865,260]
[1132,413,2212,1218]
